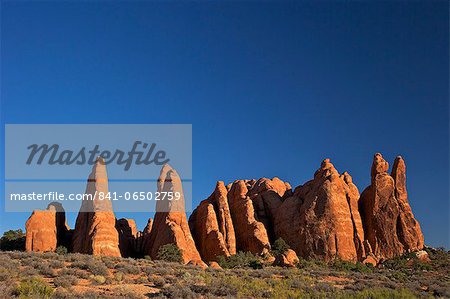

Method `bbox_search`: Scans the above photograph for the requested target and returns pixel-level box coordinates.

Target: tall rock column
[72,158,121,257]
[391,157,424,251]
[227,180,271,256]
[189,181,236,262]
[359,154,424,260]
[146,164,204,265]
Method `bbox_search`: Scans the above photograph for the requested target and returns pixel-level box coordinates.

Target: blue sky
[1,1,448,248]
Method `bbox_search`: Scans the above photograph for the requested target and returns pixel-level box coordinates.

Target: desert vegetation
[0,246,448,299]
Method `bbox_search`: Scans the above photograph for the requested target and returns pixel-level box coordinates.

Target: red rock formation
[141,218,153,254]
[116,218,138,257]
[249,177,291,243]
[391,157,424,251]
[227,180,271,256]
[25,202,69,252]
[72,158,121,257]
[359,154,424,260]
[274,159,365,262]
[273,249,299,267]
[145,164,203,264]
[189,181,236,262]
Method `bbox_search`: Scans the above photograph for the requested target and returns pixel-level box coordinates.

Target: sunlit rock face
[145,164,204,265]
[359,154,424,261]
[72,158,121,257]
[25,202,70,253]
[274,159,365,262]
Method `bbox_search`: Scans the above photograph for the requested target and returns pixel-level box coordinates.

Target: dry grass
[0,247,448,298]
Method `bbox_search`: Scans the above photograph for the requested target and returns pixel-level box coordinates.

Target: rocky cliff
[25,153,424,266]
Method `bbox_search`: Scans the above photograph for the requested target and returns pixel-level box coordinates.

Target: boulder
[274,159,366,262]
[187,259,208,269]
[362,254,378,266]
[145,164,203,264]
[273,249,299,267]
[208,261,223,270]
[359,154,424,260]
[72,158,121,257]
[189,181,236,262]
[414,250,431,263]
[25,202,69,252]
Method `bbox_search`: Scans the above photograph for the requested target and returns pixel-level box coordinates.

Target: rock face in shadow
[274,159,366,262]
[359,154,424,261]
[116,218,138,258]
[72,158,121,257]
[25,202,70,252]
[145,164,203,265]
[141,218,154,255]
[189,181,236,262]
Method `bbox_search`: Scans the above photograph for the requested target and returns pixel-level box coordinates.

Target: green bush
[0,229,26,251]
[271,238,290,256]
[13,277,54,298]
[157,244,183,263]
[217,251,263,269]
[330,259,372,273]
[56,246,68,255]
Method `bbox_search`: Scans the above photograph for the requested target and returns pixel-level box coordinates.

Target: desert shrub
[150,275,166,287]
[114,262,141,274]
[33,262,56,277]
[0,256,20,278]
[42,252,58,259]
[49,259,65,269]
[51,288,84,299]
[71,259,108,276]
[218,251,263,269]
[0,281,16,298]
[56,246,68,255]
[161,283,197,299]
[350,288,417,299]
[296,258,327,269]
[89,262,109,276]
[157,244,183,263]
[66,252,91,263]
[54,274,79,288]
[101,256,117,269]
[90,275,106,284]
[22,267,40,277]
[59,267,90,279]
[13,277,54,298]
[114,271,124,282]
[114,285,143,299]
[20,256,41,266]
[271,238,290,256]
[330,260,372,273]
[0,229,25,251]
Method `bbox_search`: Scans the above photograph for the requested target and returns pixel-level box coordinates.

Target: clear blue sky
[1,1,448,248]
